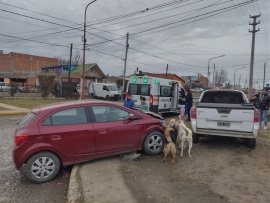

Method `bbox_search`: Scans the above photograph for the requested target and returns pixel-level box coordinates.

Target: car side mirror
[128,114,137,120]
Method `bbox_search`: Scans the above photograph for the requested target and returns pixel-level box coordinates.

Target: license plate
[217,121,230,127]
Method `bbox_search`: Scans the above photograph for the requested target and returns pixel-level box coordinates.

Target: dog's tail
[180,123,192,135]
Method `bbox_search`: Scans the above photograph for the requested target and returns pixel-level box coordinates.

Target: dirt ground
[0,115,71,203]
[118,115,270,203]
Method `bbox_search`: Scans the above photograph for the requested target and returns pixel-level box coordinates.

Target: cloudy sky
[0,0,269,88]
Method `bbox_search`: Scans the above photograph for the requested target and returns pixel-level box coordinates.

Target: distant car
[0,82,11,92]
[13,101,165,183]
[191,87,204,93]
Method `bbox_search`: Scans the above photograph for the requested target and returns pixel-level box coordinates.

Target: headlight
[160,120,166,127]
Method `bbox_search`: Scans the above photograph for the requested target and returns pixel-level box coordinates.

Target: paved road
[0,115,70,203]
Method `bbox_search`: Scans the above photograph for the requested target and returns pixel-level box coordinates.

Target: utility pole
[166,64,168,78]
[263,62,266,88]
[212,63,215,88]
[121,32,129,101]
[238,74,241,90]
[248,14,260,100]
[68,43,73,81]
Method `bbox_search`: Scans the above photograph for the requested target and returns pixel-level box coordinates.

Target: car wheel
[245,138,256,148]
[143,131,165,155]
[193,133,200,143]
[106,95,110,101]
[23,152,60,183]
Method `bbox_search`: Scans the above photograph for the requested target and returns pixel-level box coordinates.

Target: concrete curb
[0,111,30,116]
[67,165,83,203]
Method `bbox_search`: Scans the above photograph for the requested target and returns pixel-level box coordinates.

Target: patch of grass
[0,98,73,109]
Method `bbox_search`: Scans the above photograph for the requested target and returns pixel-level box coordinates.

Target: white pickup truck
[190,90,259,147]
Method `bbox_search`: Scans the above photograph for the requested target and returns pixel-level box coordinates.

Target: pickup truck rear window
[201,91,246,104]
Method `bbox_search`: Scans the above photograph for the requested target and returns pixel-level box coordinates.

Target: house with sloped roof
[71,63,106,88]
[41,63,106,97]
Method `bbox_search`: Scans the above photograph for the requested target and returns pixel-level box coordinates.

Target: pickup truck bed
[191,90,259,147]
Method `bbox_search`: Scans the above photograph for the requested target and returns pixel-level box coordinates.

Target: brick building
[0,51,58,89]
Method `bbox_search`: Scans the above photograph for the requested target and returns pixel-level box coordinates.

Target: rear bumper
[195,129,256,138]
[191,119,259,138]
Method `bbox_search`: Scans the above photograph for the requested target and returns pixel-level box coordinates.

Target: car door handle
[50,134,61,140]
[98,129,107,134]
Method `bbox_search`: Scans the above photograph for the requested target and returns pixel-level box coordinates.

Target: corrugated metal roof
[0,74,27,79]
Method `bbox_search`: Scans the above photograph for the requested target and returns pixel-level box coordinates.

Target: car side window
[129,84,138,95]
[92,106,129,123]
[42,107,87,125]
[160,86,172,97]
[103,86,109,91]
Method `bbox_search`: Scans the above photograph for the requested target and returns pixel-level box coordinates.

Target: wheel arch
[23,149,64,167]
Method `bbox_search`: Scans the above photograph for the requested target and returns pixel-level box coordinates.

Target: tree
[38,74,55,99]
[57,50,82,65]
[214,68,228,85]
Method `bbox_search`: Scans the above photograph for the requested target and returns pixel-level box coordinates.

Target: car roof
[32,100,119,113]
[204,89,243,92]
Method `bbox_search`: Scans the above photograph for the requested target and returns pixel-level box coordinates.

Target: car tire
[23,152,60,183]
[143,131,165,155]
[245,138,256,148]
[193,133,200,143]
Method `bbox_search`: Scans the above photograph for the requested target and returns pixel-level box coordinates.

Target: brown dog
[163,119,177,164]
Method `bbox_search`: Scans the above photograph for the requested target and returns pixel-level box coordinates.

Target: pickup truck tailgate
[196,104,255,132]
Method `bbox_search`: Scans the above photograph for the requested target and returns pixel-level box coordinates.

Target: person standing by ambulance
[186,89,193,122]
[178,88,186,117]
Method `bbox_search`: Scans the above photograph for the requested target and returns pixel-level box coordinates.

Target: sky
[0,0,269,88]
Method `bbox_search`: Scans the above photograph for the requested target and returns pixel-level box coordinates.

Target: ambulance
[126,75,183,115]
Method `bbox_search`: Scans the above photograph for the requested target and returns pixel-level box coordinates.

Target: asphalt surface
[0,115,70,203]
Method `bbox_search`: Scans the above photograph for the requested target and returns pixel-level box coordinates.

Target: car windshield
[108,85,118,91]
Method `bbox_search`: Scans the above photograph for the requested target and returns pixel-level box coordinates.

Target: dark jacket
[257,93,270,110]
[186,92,193,106]
[250,97,258,107]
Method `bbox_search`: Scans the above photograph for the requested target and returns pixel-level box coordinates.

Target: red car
[13,101,165,183]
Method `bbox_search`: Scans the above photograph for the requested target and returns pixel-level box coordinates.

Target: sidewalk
[67,157,138,203]
[0,103,30,115]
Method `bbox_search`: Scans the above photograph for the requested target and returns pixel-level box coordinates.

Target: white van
[89,83,120,100]
[126,76,182,114]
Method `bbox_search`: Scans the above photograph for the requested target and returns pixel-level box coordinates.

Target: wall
[0,52,58,87]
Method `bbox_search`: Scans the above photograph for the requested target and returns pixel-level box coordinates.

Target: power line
[0,1,79,26]
[91,0,231,35]
[131,0,257,37]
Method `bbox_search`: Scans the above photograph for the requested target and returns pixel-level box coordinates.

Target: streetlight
[207,55,225,89]
[234,67,245,90]
[82,0,97,100]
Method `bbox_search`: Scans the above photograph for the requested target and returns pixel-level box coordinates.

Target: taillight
[15,135,28,146]
[254,109,259,122]
[149,94,153,106]
[126,92,128,98]
[191,106,197,119]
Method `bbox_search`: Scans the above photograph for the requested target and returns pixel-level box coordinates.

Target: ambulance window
[140,85,150,96]
[160,86,172,97]
[129,84,138,95]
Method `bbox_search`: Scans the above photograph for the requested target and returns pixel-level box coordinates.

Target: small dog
[163,119,177,163]
[177,119,193,157]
